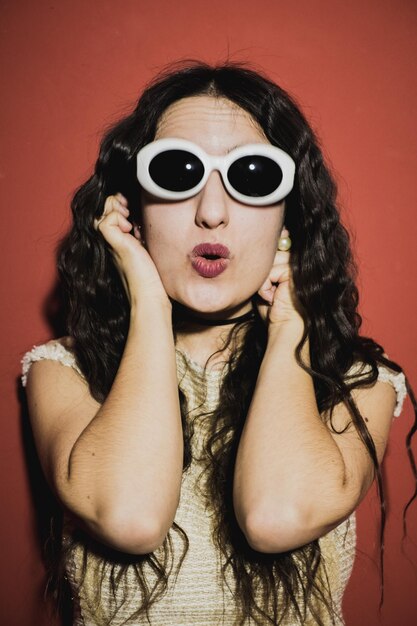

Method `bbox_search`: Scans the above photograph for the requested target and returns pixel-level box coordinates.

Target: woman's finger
[94,210,134,255]
[94,195,129,230]
[98,210,133,233]
[258,261,291,290]
[273,249,291,264]
[257,263,291,303]
[115,192,128,207]
[266,264,291,286]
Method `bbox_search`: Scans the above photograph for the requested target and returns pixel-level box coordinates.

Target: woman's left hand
[256,228,304,330]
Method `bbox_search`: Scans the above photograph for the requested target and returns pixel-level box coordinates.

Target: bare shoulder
[323,361,399,449]
[321,359,401,507]
[25,335,99,422]
[25,338,101,490]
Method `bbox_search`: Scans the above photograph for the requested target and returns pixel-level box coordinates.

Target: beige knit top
[21,341,407,626]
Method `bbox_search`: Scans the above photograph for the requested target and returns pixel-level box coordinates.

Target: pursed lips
[190,242,230,278]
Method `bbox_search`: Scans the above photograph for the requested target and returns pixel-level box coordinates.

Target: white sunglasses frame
[136,138,296,206]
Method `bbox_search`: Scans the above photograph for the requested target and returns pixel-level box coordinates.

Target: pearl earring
[134,224,143,242]
[277,234,292,251]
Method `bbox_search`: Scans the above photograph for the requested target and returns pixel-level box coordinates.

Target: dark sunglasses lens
[227,156,283,198]
[149,150,204,192]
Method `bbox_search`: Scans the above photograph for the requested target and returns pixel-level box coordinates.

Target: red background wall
[1,1,416,624]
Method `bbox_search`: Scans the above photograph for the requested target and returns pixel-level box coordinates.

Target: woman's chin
[166,280,257,319]
[171,297,253,320]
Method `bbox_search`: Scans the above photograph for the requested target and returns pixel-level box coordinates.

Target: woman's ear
[277,224,289,244]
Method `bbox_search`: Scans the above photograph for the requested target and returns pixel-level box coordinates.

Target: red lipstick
[191,243,230,278]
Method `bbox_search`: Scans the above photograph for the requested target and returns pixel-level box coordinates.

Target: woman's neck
[172,302,254,369]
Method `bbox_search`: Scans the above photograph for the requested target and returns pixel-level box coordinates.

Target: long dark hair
[49,61,417,625]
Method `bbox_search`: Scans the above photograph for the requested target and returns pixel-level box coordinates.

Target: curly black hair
[44,61,417,625]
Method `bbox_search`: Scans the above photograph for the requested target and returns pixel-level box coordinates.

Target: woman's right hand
[94,193,171,310]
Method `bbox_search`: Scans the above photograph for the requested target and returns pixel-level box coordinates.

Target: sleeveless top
[21,341,407,626]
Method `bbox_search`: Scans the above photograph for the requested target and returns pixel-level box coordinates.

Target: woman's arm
[233,318,397,553]
[27,303,183,555]
[233,238,398,554]
[26,196,183,555]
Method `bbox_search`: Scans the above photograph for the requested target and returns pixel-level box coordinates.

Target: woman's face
[140,95,286,317]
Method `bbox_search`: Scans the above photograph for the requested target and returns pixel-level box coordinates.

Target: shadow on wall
[43,280,68,340]
[18,279,71,625]
[18,380,73,626]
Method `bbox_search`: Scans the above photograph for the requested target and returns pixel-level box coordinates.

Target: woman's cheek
[244,241,277,286]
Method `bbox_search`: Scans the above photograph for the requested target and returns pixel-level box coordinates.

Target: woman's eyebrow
[226,141,266,153]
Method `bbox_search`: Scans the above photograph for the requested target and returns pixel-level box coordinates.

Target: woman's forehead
[155,95,268,152]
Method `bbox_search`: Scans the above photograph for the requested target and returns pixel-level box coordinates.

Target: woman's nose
[194,171,230,229]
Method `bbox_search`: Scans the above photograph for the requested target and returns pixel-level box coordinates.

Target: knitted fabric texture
[21,341,407,625]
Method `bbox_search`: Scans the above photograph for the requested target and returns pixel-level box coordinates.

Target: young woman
[22,62,413,625]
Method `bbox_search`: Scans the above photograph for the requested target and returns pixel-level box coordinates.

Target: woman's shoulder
[21,336,81,387]
[346,355,407,418]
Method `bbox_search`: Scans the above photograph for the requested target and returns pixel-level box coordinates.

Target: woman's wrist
[129,295,173,327]
[266,317,310,365]
[267,314,304,343]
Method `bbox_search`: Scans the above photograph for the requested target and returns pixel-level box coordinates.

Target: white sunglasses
[136,138,296,206]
